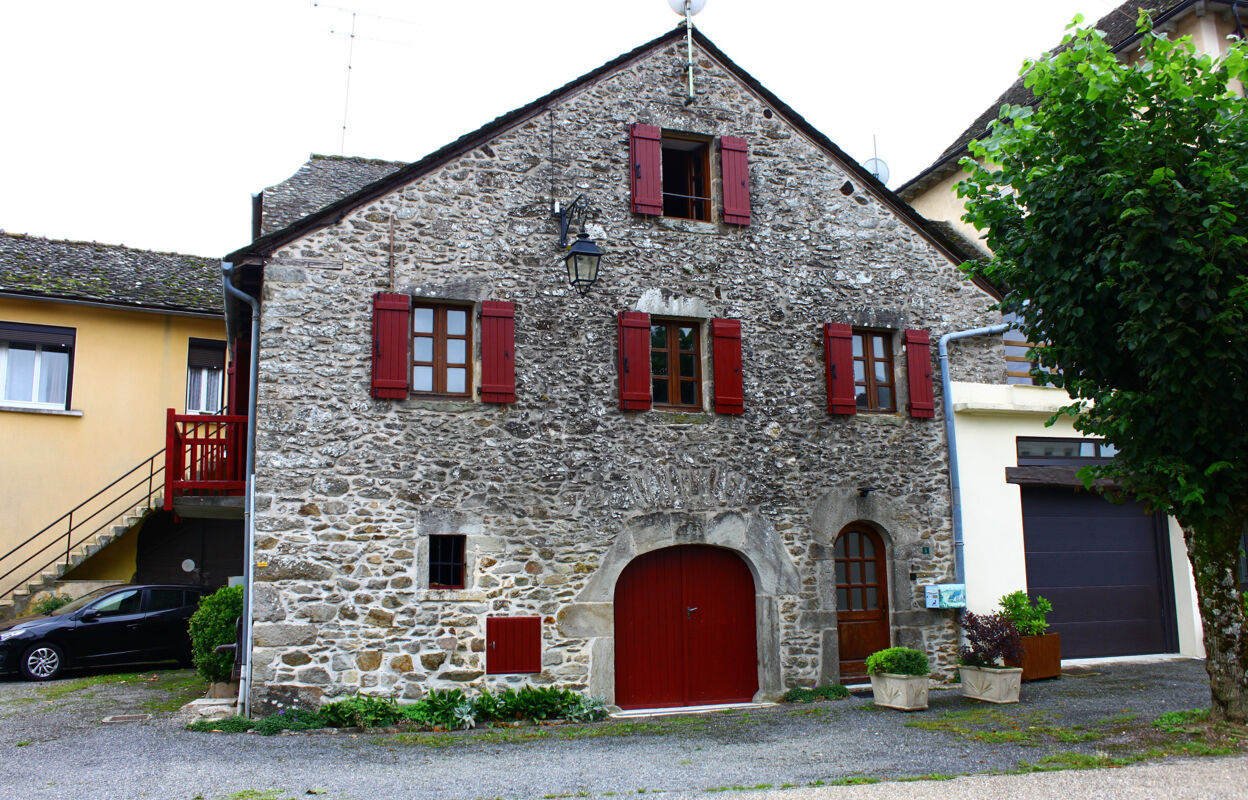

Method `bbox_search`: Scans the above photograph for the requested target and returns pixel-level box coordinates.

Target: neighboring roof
[227,24,998,297]
[259,154,405,235]
[0,232,222,315]
[898,0,1244,199]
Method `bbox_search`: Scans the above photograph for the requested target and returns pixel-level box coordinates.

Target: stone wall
[247,38,1001,712]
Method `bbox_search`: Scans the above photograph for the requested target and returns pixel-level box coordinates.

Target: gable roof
[898,0,1244,200]
[225,25,997,296]
[0,231,222,315]
[259,154,405,236]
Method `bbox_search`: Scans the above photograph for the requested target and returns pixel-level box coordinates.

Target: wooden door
[614,545,758,709]
[834,524,890,682]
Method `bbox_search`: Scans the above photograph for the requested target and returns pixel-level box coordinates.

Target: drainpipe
[939,324,1009,589]
[222,262,260,717]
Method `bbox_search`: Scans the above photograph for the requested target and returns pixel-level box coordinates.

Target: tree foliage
[959,15,1248,720]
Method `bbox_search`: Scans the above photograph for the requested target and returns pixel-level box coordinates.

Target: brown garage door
[1020,487,1178,658]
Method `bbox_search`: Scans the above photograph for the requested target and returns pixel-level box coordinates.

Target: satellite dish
[667,0,707,15]
[864,158,890,185]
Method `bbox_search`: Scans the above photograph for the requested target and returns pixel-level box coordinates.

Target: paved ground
[0,658,1245,800]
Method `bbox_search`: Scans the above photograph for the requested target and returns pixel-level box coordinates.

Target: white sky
[0,0,1125,257]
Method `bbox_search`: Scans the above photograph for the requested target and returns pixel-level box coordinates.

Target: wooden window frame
[650,318,703,410]
[411,302,473,399]
[428,534,466,590]
[661,133,713,222]
[852,329,896,413]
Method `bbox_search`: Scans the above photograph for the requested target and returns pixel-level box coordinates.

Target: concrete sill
[0,403,83,417]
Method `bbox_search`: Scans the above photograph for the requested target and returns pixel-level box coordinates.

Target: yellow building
[895,0,1246,661]
[0,232,234,616]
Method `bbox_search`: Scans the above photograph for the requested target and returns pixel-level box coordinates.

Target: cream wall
[906,167,984,246]
[0,296,224,588]
[950,381,1204,657]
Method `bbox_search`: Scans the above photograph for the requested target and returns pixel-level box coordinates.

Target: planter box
[869,673,930,711]
[1006,633,1061,681]
[959,665,1022,704]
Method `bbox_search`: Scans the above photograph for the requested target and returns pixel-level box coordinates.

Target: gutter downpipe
[222,262,260,718]
[939,324,1009,590]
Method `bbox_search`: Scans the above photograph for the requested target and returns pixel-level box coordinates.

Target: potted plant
[958,612,1024,704]
[999,590,1061,681]
[865,646,930,711]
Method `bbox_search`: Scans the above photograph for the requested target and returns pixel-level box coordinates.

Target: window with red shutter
[480,300,515,403]
[618,311,652,411]
[372,293,411,399]
[486,616,541,674]
[905,329,935,419]
[630,124,663,216]
[824,323,855,415]
[720,136,751,226]
[711,318,744,414]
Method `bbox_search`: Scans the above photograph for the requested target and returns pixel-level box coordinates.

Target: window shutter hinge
[634,163,641,179]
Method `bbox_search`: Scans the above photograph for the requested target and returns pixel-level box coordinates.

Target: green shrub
[187,715,255,733]
[319,694,404,728]
[865,647,929,676]
[998,591,1052,636]
[187,585,243,683]
[30,594,72,617]
[782,684,850,703]
[253,707,327,735]
[400,688,475,729]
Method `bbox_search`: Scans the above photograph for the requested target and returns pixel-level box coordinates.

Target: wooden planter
[1006,633,1062,681]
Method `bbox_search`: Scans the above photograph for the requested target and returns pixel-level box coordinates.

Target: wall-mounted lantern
[558,194,604,295]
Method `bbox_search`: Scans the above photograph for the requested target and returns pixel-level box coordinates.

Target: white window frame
[185,364,224,414]
[0,339,72,410]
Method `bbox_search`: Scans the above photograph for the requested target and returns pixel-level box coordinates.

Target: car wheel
[20,642,64,681]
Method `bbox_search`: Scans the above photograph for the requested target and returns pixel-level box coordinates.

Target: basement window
[429,535,466,590]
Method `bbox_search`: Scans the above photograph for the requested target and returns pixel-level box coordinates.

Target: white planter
[959,665,1023,704]
[869,672,930,711]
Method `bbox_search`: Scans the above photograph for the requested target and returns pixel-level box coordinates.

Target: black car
[0,584,210,681]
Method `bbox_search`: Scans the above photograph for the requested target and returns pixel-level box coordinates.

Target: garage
[1019,486,1178,658]
[614,545,758,710]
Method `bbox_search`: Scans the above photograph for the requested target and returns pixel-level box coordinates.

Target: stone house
[223,25,1004,713]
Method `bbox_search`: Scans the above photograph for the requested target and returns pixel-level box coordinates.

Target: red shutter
[480,300,516,403]
[905,328,935,419]
[486,616,541,674]
[712,318,744,415]
[824,323,855,415]
[618,311,652,411]
[720,135,751,226]
[371,292,410,399]
[630,123,663,216]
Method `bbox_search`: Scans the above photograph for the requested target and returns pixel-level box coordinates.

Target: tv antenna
[667,1,707,104]
[863,135,889,185]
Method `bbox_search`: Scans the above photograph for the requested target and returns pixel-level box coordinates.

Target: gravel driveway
[0,658,1244,800]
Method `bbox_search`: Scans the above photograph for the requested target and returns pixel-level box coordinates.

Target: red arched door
[614,545,758,709]
[834,524,890,683]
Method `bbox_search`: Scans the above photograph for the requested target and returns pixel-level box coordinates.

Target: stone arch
[556,508,800,704]
[810,488,936,685]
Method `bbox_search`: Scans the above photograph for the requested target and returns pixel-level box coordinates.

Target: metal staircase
[0,450,164,620]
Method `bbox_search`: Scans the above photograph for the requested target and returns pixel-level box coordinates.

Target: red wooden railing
[163,409,247,510]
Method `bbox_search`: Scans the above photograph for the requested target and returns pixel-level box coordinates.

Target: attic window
[662,134,712,221]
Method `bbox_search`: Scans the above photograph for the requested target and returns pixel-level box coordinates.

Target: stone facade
[241,30,1003,712]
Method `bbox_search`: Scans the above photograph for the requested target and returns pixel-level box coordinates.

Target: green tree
[959,15,1248,721]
